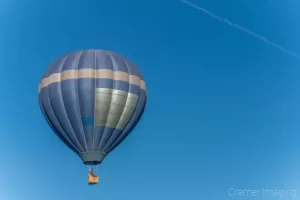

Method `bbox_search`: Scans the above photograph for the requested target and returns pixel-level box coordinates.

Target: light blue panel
[81,117,94,126]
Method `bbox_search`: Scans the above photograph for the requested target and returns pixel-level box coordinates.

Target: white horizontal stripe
[38,69,146,93]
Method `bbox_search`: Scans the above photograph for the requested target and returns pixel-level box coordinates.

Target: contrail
[180,0,300,60]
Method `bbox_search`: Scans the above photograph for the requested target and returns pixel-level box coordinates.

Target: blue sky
[1,0,300,199]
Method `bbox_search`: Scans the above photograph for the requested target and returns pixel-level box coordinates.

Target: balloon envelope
[38,50,147,165]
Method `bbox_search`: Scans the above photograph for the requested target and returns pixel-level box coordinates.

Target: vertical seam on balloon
[105,68,143,153]
[76,51,89,151]
[43,61,82,153]
[60,54,84,152]
[92,50,97,150]
[39,92,81,153]
[94,52,106,150]
[102,59,131,151]
[97,51,115,151]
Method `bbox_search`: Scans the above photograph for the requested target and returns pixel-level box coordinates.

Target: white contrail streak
[180,0,300,60]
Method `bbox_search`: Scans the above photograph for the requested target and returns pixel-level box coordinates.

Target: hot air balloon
[38,49,147,184]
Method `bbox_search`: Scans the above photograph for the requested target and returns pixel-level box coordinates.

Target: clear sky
[0,0,300,199]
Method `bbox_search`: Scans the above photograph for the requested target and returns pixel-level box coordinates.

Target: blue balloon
[38,50,147,165]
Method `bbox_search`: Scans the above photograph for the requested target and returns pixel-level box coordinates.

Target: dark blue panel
[39,95,79,153]
[124,59,144,80]
[42,50,144,79]
[101,128,123,152]
[83,125,94,151]
[95,78,114,89]
[43,53,74,78]
[109,51,142,78]
[92,126,105,151]
[107,52,128,74]
[47,83,85,152]
[98,127,116,151]
[39,88,82,152]
[78,50,96,69]
[78,78,95,150]
[62,51,83,71]
[60,80,88,151]
[95,50,114,70]
[78,79,95,117]
[129,84,141,95]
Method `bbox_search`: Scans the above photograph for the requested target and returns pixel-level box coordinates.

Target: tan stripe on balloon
[40,78,48,89]
[38,69,146,93]
[129,74,141,86]
[140,81,146,90]
[78,69,94,79]
[96,69,113,79]
[61,70,77,80]
[49,73,61,84]
[114,71,129,82]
